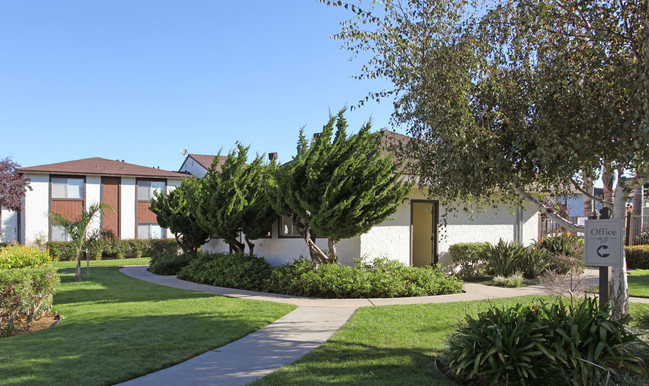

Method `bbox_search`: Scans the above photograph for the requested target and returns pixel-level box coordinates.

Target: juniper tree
[325,0,648,316]
[188,144,276,254]
[267,109,412,264]
[150,177,209,254]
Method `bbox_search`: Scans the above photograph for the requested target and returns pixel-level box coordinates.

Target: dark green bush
[626,245,649,269]
[0,265,60,337]
[265,257,463,298]
[0,242,9,249]
[178,253,272,291]
[445,298,645,385]
[148,252,195,276]
[87,239,109,260]
[46,241,77,261]
[449,242,489,278]
[109,240,131,259]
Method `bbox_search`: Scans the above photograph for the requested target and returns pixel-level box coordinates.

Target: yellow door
[412,202,435,267]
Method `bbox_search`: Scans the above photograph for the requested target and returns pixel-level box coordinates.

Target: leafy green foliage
[445,298,645,385]
[0,265,59,336]
[535,234,584,258]
[266,109,412,263]
[626,246,649,270]
[449,242,489,278]
[148,252,195,276]
[150,177,209,254]
[483,240,551,279]
[265,257,463,298]
[178,253,273,291]
[188,145,276,255]
[0,244,52,269]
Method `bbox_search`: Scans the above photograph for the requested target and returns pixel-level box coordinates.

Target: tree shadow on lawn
[1,309,289,385]
[256,340,456,386]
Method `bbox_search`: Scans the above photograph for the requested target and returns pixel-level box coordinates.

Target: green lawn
[254,297,649,385]
[629,270,649,298]
[253,296,550,385]
[0,266,295,386]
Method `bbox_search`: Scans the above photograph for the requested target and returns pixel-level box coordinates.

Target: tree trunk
[327,237,338,263]
[227,238,245,254]
[75,252,82,282]
[610,176,629,318]
[583,179,594,218]
[292,214,334,264]
[245,236,255,256]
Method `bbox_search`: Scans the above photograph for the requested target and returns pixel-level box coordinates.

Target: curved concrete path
[118,266,647,385]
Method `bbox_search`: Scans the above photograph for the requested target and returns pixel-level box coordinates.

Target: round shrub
[449,242,489,278]
[178,253,273,291]
[0,244,52,269]
[148,252,195,276]
[444,298,644,385]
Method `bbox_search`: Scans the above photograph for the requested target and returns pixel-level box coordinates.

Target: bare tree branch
[570,178,614,208]
[512,183,584,232]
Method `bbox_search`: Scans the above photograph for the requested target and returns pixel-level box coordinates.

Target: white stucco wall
[1,208,18,243]
[22,174,50,245]
[85,176,102,236]
[202,220,362,267]
[120,177,136,239]
[358,200,411,266]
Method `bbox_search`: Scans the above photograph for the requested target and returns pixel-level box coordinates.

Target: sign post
[585,219,624,310]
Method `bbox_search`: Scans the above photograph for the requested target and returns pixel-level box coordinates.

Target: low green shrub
[444,298,645,385]
[492,272,523,287]
[0,244,52,269]
[0,242,9,249]
[178,253,272,291]
[484,240,551,279]
[265,257,463,298]
[46,241,77,261]
[149,239,180,256]
[149,252,195,276]
[129,240,149,258]
[109,240,131,259]
[87,239,109,260]
[626,245,649,269]
[449,242,489,278]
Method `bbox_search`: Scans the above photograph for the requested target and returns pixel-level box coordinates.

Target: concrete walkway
[118,266,647,385]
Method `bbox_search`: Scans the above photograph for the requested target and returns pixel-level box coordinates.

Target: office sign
[584,219,624,267]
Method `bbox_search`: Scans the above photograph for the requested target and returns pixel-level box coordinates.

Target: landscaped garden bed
[149,252,464,298]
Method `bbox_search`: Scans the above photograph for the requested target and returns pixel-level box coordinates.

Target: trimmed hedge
[46,239,179,260]
[178,253,272,291]
[265,257,464,298]
[449,242,489,278]
[149,252,195,276]
[0,245,60,337]
[626,245,649,269]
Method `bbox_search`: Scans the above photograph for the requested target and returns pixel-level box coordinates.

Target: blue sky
[1,1,396,171]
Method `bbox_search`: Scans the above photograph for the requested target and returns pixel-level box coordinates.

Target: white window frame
[51,177,84,199]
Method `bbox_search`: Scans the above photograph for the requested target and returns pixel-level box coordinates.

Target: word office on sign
[584,219,624,267]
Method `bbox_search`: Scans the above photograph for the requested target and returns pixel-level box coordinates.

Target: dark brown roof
[19,157,188,179]
[186,154,228,172]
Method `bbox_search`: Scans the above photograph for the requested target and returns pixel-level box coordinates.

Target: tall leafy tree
[188,144,276,254]
[324,0,648,316]
[266,109,412,264]
[0,157,31,211]
[150,177,209,254]
[50,203,112,281]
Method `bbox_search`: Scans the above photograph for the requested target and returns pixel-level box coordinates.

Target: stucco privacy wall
[120,178,136,240]
[21,174,49,245]
[1,208,18,243]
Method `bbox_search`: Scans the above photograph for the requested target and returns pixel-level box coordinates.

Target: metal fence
[539,215,580,236]
[627,213,649,246]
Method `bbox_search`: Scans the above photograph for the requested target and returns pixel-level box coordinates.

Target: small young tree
[0,157,31,211]
[266,109,412,264]
[150,177,209,254]
[188,144,276,254]
[50,203,112,281]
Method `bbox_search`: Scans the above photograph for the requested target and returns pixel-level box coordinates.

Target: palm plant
[50,203,112,281]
